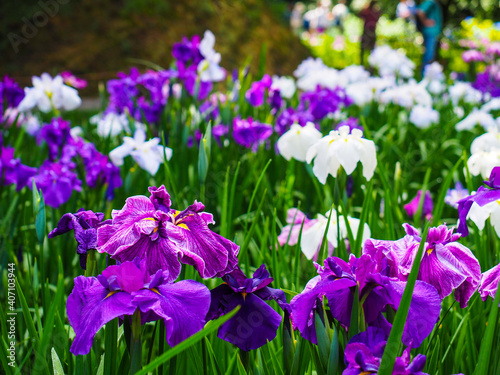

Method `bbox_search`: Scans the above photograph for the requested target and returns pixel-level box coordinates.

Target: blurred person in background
[303,0,332,38]
[359,0,381,67]
[332,0,349,33]
[290,2,306,33]
[397,0,417,25]
[417,0,443,70]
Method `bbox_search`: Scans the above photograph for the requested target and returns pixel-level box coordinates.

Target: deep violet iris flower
[37,117,72,161]
[97,185,239,280]
[0,76,25,122]
[206,265,288,351]
[290,254,440,347]
[67,258,210,355]
[48,209,107,269]
[457,166,500,236]
[0,142,37,191]
[343,327,428,375]
[31,160,82,208]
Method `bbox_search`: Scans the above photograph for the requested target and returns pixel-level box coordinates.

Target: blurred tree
[1,0,310,89]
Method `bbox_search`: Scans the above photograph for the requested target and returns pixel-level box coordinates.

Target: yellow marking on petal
[142,217,156,221]
[427,248,433,256]
[241,291,247,301]
[152,227,158,233]
[172,210,192,230]
[150,288,161,295]
[105,291,118,299]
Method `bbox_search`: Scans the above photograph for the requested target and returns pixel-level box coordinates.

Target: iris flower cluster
[30,117,122,207]
[51,185,290,355]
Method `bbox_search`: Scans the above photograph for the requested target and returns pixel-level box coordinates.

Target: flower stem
[130,310,142,374]
[84,249,97,277]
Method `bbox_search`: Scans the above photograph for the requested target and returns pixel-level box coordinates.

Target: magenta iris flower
[404,190,433,220]
[343,327,428,375]
[206,265,288,351]
[48,209,107,269]
[479,262,500,304]
[277,208,314,247]
[379,224,481,308]
[232,117,273,152]
[60,71,88,90]
[67,259,210,355]
[291,255,441,347]
[457,166,500,236]
[98,185,239,280]
[245,75,272,107]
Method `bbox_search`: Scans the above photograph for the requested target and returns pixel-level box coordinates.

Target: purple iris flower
[98,185,239,280]
[31,160,82,208]
[388,224,481,308]
[268,89,282,113]
[290,255,441,347]
[206,265,288,351]
[445,181,469,209]
[404,190,433,220]
[458,167,500,236]
[274,107,315,135]
[473,70,500,98]
[172,35,203,65]
[479,262,500,303]
[187,130,203,148]
[37,117,72,161]
[232,117,273,152]
[0,143,37,191]
[0,76,25,122]
[67,258,211,355]
[343,327,429,375]
[48,209,107,269]
[71,137,123,199]
[335,117,363,133]
[212,124,229,147]
[106,68,172,124]
[245,75,272,107]
[299,86,352,121]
